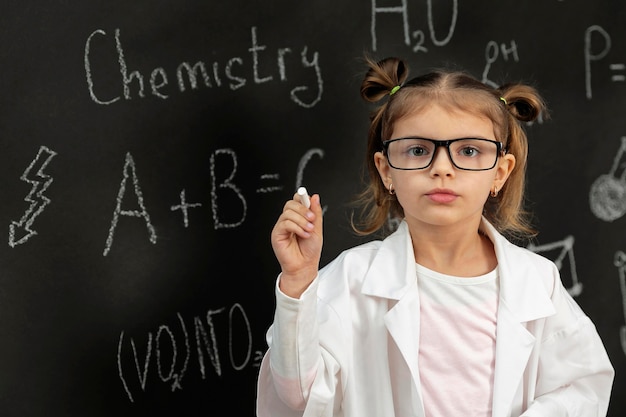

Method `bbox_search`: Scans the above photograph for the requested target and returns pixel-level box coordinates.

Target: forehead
[390,104,496,140]
[383,87,505,141]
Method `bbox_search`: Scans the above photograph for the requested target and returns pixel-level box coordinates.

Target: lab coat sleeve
[521,268,614,416]
[256,276,344,417]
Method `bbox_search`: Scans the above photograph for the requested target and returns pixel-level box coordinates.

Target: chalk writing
[210,147,324,229]
[528,235,582,297]
[103,152,157,256]
[211,149,247,229]
[9,146,57,247]
[370,0,458,53]
[256,174,283,193]
[584,25,622,100]
[614,251,626,356]
[295,148,324,191]
[84,27,323,108]
[117,304,260,402]
[294,147,330,213]
[482,40,520,89]
[610,63,626,81]
[103,147,323,253]
[589,136,626,222]
[170,189,202,228]
[480,39,548,125]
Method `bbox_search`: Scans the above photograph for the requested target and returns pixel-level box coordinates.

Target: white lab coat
[256,219,614,417]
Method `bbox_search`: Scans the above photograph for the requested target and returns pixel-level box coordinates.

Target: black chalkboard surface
[1,1,625,416]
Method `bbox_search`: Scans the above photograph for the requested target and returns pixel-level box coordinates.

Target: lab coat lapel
[481,219,556,417]
[384,284,420,385]
[491,301,536,417]
[361,222,423,407]
[361,220,418,348]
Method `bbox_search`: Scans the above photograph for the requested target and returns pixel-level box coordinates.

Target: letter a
[103,152,157,256]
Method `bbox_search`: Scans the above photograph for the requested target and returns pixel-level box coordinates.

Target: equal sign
[256,173,283,193]
[610,63,626,81]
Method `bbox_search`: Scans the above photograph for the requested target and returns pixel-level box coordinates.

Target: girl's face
[374,103,515,230]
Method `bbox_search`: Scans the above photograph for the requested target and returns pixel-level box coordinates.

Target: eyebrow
[387,136,497,141]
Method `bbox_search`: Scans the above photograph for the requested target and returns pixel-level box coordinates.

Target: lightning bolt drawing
[9,146,58,247]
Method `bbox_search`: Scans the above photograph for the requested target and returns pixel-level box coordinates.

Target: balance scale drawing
[528,235,583,297]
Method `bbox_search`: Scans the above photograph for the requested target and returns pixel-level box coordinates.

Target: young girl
[256,56,614,417]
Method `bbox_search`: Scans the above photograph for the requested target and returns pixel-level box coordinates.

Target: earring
[490,186,499,198]
[388,183,395,195]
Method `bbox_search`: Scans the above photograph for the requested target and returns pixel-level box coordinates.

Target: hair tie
[389,85,401,96]
[500,97,508,105]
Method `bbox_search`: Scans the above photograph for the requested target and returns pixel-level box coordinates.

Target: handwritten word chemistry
[84,26,323,108]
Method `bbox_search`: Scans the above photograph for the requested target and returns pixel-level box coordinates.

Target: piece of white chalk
[297,186,311,209]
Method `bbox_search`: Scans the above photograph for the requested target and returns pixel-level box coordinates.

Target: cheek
[390,172,417,192]
[391,174,427,207]
[471,174,495,189]
[471,175,498,201]
[391,172,496,199]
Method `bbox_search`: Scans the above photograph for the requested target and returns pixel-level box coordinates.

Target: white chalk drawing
[210,148,247,229]
[256,174,283,193]
[98,147,325,249]
[528,235,583,297]
[585,25,611,100]
[370,0,457,53]
[482,40,520,89]
[103,152,157,256]
[9,146,57,247]
[613,251,626,356]
[170,189,202,228]
[117,304,260,402]
[84,27,323,108]
[589,136,626,222]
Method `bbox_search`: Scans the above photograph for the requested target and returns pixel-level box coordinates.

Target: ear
[494,153,516,190]
[374,151,391,188]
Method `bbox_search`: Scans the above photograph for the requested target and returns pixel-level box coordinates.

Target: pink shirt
[417,263,499,417]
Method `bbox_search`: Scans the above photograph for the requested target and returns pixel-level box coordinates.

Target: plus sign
[170,189,202,227]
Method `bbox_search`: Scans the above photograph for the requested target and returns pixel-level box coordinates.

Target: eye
[408,145,429,157]
[459,146,479,157]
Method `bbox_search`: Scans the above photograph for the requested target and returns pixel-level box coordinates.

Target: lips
[426,188,458,203]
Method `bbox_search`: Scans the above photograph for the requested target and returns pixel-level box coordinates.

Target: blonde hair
[351,56,548,242]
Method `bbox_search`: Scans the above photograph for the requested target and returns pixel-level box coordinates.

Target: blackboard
[1,1,625,416]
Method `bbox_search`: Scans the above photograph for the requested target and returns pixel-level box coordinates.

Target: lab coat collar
[360,218,555,320]
[360,220,415,300]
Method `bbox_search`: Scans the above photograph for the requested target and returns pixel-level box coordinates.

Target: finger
[281,196,316,229]
[273,215,314,240]
[289,192,314,216]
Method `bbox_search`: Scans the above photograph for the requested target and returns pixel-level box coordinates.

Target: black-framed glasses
[382,137,504,171]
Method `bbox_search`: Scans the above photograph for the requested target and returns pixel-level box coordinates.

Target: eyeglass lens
[386,138,499,170]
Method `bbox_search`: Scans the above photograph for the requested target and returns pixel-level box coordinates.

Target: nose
[429,146,455,176]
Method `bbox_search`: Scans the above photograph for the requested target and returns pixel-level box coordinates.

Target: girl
[256,56,614,417]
